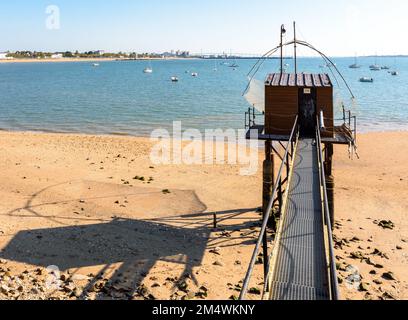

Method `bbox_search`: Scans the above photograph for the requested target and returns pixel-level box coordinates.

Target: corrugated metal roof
[265,73,332,88]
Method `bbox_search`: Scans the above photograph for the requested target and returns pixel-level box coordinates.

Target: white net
[243,77,265,113]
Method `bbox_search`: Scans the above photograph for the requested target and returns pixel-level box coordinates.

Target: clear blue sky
[0,0,407,56]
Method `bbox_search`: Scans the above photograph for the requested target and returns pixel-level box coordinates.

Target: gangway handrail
[316,119,340,300]
[239,116,299,300]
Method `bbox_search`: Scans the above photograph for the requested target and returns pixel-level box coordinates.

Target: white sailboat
[229,58,239,68]
[369,55,381,71]
[143,60,153,73]
[349,55,361,69]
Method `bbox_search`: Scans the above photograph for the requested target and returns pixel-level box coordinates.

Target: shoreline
[0,127,407,140]
[0,57,199,64]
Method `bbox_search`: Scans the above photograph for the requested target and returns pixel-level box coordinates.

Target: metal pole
[280,29,283,74]
[280,25,285,74]
[294,21,297,74]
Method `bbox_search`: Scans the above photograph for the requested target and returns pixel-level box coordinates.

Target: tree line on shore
[5,51,169,59]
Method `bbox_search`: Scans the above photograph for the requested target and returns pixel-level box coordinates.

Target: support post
[326,175,335,228]
[263,140,275,227]
[325,144,335,228]
[262,140,274,280]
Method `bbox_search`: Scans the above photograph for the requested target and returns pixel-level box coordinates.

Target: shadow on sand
[1,210,259,299]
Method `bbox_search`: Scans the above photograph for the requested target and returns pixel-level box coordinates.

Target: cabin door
[298,88,317,137]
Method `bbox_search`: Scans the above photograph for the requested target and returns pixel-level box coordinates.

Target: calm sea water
[0,57,407,136]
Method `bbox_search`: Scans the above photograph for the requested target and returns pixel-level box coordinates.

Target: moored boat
[359,77,374,83]
[369,65,381,71]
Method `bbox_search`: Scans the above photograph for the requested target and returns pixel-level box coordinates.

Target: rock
[185,292,196,300]
[235,260,242,265]
[396,246,403,250]
[229,295,239,300]
[30,288,39,295]
[35,268,44,276]
[63,283,76,293]
[369,270,377,275]
[359,283,369,292]
[199,286,208,293]
[72,288,82,298]
[375,264,384,269]
[0,284,9,295]
[248,287,261,295]
[196,286,208,299]
[373,279,383,285]
[382,272,396,281]
[382,292,397,300]
[372,249,389,259]
[213,261,224,267]
[151,283,161,288]
[350,251,365,260]
[138,284,150,297]
[209,247,221,255]
[377,220,395,230]
[177,280,188,292]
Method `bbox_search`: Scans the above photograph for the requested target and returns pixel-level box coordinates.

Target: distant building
[162,50,190,58]
[95,50,105,56]
[51,53,63,59]
[0,52,9,59]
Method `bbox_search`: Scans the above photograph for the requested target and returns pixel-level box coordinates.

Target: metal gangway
[240,117,340,301]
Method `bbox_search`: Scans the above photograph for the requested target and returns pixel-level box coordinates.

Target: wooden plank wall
[265,86,298,136]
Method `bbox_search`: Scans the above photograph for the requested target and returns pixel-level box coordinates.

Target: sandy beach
[0,130,407,300]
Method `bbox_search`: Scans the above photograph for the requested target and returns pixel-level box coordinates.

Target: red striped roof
[265,73,332,87]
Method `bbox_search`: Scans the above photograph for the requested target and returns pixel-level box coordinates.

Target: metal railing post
[278,177,283,215]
